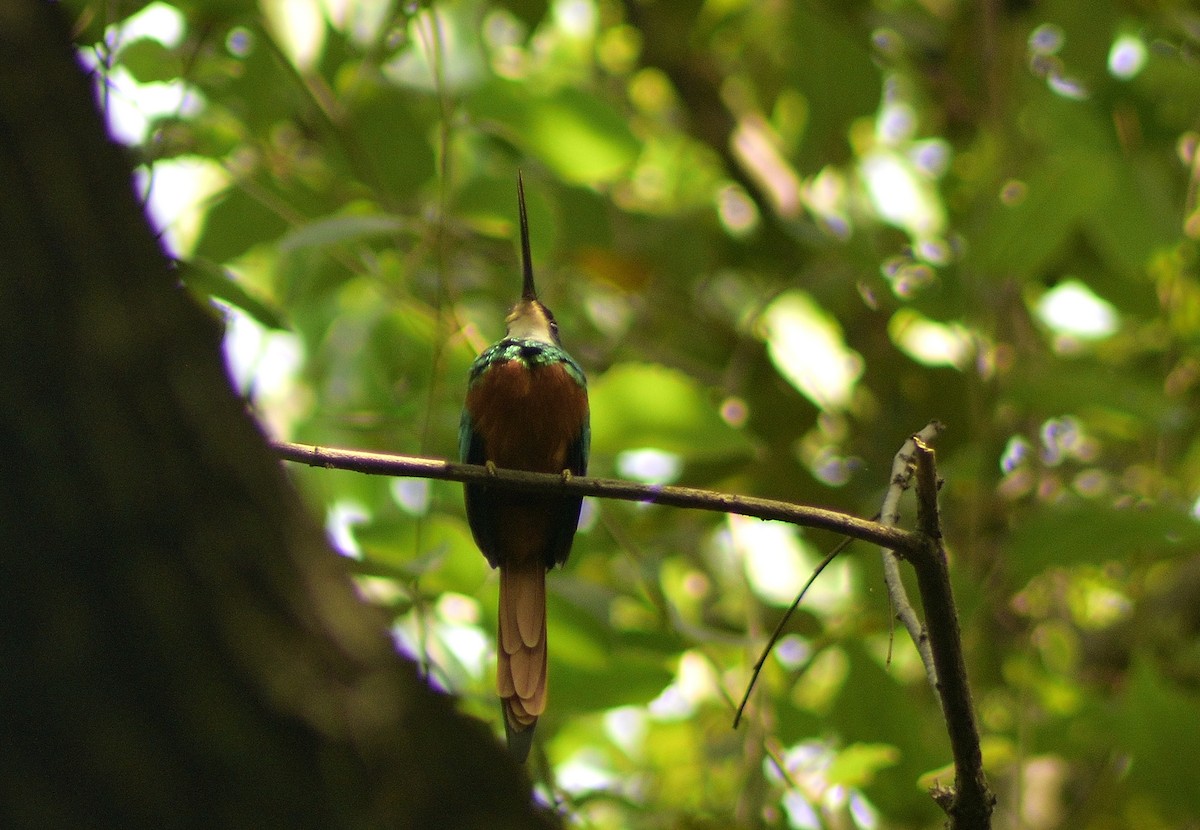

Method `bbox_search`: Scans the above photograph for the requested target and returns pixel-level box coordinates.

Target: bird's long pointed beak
[517,171,537,302]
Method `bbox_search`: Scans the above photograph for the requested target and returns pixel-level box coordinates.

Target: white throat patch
[505,300,557,344]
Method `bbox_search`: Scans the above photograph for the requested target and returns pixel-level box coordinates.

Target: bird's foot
[560,468,573,483]
[485,460,498,476]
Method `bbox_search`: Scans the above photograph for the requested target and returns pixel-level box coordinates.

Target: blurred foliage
[71,0,1200,826]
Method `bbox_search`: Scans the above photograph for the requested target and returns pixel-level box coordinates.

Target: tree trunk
[0,3,550,827]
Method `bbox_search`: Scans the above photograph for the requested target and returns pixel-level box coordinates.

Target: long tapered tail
[497,562,547,762]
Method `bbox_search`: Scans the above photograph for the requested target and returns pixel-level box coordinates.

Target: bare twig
[908,438,994,829]
[732,534,853,728]
[880,422,943,696]
[273,441,921,553]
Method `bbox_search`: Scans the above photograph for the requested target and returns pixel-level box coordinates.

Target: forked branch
[274,433,993,828]
[905,438,994,829]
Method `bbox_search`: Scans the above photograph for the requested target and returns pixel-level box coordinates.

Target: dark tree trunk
[0,3,550,828]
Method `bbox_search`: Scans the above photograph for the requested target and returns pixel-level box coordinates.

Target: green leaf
[524,87,640,184]
[785,5,880,165]
[179,258,287,330]
[968,149,1114,278]
[551,648,672,714]
[347,84,436,198]
[279,212,412,252]
[829,644,945,818]
[500,0,549,29]
[1006,359,1176,432]
[350,89,436,196]
[1007,503,1200,585]
[825,743,900,788]
[1086,153,1181,281]
[588,363,756,462]
[213,22,308,134]
[119,38,181,83]
[194,186,290,264]
[357,515,489,596]
[454,172,560,265]
[466,81,639,184]
[1117,660,1200,816]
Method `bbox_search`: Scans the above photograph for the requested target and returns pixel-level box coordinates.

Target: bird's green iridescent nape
[468,338,587,388]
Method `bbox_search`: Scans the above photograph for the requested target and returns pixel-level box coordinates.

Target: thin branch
[879,422,943,696]
[276,435,993,826]
[272,441,922,553]
[731,533,852,729]
[908,439,994,830]
[763,737,804,793]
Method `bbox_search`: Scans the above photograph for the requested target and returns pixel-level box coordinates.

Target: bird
[459,173,590,762]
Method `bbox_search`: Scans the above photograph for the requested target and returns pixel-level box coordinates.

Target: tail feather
[498,565,524,656]
[497,656,515,698]
[515,564,544,648]
[508,644,540,700]
[498,563,548,760]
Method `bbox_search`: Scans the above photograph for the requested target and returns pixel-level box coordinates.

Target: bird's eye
[550,320,559,335]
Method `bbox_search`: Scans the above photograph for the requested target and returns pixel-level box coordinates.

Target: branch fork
[275,425,994,828]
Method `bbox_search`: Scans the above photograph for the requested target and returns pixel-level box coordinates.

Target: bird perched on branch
[459,174,590,762]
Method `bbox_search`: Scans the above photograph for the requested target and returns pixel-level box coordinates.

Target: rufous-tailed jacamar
[459,174,590,762]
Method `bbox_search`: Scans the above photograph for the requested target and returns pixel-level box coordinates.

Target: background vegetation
[69,0,1200,826]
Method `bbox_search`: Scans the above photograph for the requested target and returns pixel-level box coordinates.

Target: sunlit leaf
[553,650,672,713]
[760,291,863,412]
[588,363,755,462]
[466,81,638,184]
[357,514,489,595]
[825,742,899,788]
[119,38,181,83]
[280,212,411,252]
